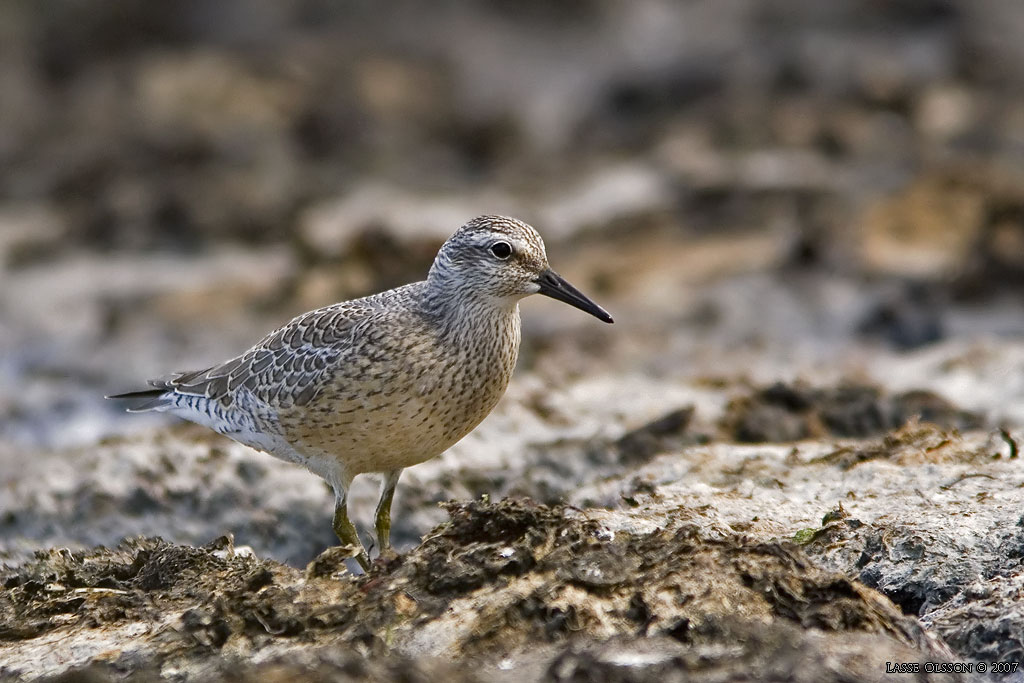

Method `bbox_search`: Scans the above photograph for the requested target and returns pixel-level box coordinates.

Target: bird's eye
[490,241,513,259]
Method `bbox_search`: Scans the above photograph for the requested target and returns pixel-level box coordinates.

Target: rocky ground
[2,1,1024,681]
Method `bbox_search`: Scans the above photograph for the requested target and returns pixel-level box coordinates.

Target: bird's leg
[332,492,370,571]
[374,469,403,553]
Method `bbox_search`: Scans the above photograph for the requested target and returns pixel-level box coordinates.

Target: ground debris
[615,406,698,463]
[721,381,982,443]
[811,421,986,470]
[0,499,965,681]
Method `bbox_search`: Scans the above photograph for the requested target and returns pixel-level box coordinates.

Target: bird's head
[429,215,613,323]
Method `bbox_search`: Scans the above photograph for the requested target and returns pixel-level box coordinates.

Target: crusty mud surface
[0,500,964,682]
[2,414,1020,681]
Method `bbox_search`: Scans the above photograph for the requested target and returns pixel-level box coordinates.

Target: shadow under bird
[108,215,613,570]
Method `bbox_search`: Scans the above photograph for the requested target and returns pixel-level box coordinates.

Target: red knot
[109,215,613,569]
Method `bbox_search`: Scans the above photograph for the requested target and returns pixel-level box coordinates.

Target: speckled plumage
[110,215,612,568]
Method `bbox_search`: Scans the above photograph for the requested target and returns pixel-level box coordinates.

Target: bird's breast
[424,308,521,437]
[283,308,521,474]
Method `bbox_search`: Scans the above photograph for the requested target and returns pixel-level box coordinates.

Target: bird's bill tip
[535,269,614,323]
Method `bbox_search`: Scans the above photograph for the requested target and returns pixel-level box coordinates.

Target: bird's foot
[333,502,371,572]
[374,546,400,566]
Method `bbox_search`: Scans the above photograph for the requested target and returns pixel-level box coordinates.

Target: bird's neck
[418,278,521,342]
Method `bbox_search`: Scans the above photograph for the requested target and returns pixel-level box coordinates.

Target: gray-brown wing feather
[152,302,369,409]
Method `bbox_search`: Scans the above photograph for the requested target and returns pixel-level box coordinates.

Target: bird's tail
[105,388,173,412]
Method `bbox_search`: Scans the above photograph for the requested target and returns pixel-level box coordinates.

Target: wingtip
[106,388,170,412]
[106,391,151,401]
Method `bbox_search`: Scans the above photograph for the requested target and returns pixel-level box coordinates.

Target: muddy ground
[0,499,968,682]
[2,1,1024,681]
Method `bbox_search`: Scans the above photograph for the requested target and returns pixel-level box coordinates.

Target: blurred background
[2,0,1024,561]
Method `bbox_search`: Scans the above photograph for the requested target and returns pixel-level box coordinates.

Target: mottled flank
[109,215,612,568]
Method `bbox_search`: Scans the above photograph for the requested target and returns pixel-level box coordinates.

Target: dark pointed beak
[535,269,614,323]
